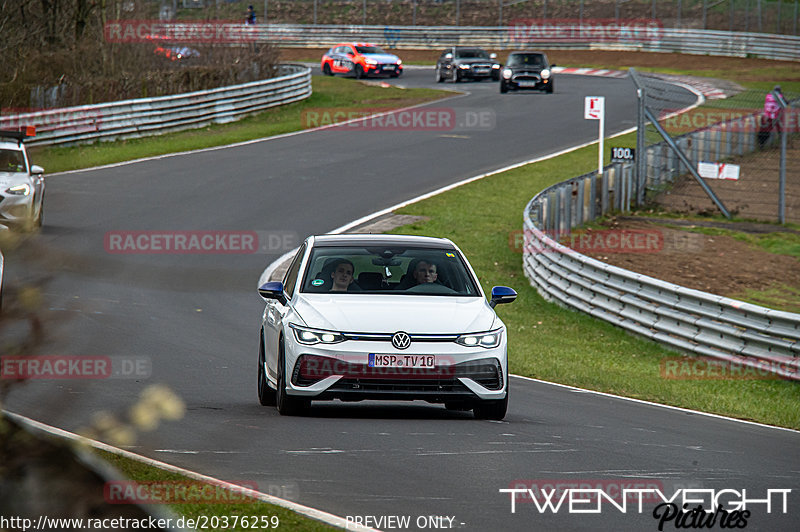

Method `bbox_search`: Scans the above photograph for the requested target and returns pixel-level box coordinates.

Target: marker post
[585,96,605,176]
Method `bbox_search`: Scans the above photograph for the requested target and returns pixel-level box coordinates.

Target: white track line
[3,410,378,532]
[510,375,800,434]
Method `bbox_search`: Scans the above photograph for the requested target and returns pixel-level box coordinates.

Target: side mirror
[30,165,44,175]
[489,53,497,60]
[444,53,453,60]
[489,286,517,308]
[550,63,557,68]
[258,281,287,305]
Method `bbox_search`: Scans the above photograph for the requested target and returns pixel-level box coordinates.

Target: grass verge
[28,76,451,174]
[97,450,339,531]
[387,140,800,430]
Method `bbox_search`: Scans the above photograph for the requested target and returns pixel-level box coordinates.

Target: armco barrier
[257,24,800,61]
[0,64,311,147]
[522,125,800,381]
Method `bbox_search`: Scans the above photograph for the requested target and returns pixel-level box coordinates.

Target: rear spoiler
[0,126,36,143]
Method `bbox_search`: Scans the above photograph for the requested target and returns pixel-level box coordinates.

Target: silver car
[0,131,45,229]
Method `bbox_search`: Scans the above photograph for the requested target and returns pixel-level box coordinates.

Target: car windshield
[356,46,387,55]
[300,246,480,296]
[455,49,490,59]
[0,149,26,173]
[506,53,547,67]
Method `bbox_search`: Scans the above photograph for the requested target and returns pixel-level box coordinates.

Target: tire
[500,81,508,94]
[492,71,500,82]
[453,68,462,83]
[322,63,332,76]
[473,378,508,420]
[34,194,43,228]
[435,65,444,83]
[258,330,276,406]
[546,79,554,93]
[354,64,364,79]
[276,338,309,416]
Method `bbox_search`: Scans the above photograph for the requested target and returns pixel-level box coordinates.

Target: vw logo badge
[392,331,411,350]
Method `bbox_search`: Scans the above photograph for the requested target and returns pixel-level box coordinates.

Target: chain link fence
[174,0,800,34]
[632,71,799,222]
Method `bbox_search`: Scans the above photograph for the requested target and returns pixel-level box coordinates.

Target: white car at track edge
[257,234,517,419]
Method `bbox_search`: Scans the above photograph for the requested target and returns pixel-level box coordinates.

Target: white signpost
[585,96,605,176]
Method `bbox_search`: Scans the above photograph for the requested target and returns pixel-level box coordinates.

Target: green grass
[387,140,800,430]
[97,450,339,531]
[657,223,800,259]
[28,76,450,174]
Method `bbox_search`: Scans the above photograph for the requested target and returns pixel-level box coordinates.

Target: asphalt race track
[5,67,799,531]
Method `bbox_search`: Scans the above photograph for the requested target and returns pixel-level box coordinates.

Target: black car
[500,51,556,94]
[435,47,501,83]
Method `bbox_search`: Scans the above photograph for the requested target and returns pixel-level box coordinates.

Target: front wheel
[435,65,444,83]
[500,81,508,94]
[276,339,309,416]
[473,379,508,420]
[545,79,554,93]
[322,63,332,76]
[258,331,276,406]
[354,64,364,79]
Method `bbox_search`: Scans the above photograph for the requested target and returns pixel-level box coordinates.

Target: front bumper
[0,193,35,225]
[283,334,507,403]
[506,75,551,90]
[364,64,403,76]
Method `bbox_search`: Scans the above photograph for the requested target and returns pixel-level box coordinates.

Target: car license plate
[369,354,435,368]
[518,81,538,87]
[474,68,488,72]
[383,65,395,70]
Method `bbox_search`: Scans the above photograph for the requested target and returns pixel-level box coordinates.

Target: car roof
[0,140,24,151]
[310,234,456,250]
[509,51,547,56]
[336,42,377,48]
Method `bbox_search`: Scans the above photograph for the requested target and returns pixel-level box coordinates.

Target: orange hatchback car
[321,43,403,79]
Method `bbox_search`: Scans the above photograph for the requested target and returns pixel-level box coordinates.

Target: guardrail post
[589,174,597,220]
[601,171,610,215]
[576,178,585,227]
[563,185,572,233]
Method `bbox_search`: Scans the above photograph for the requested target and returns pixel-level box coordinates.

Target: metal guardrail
[257,24,800,61]
[521,124,800,380]
[0,64,311,147]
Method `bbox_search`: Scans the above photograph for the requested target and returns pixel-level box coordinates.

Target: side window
[282,243,306,300]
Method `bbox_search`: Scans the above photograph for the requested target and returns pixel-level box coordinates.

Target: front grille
[293,355,503,391]
[513,73,542,82]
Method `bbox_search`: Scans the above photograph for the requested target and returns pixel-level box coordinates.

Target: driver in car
[330,259,357,292]
[412,260,438,285]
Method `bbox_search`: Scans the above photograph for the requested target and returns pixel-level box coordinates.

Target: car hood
[0,171,29,188]
[293,294,496,334]
[361,53,400,63]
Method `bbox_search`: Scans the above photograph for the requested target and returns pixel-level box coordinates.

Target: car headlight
[290,324,346,345]
[456,329,502,349]
[397,59,402,65]
[541,69,551,79]
[459,64,470,69]
[502,68,513,79]
[5,184,31,196]
[364,58,377,65]
[492,63,500,69]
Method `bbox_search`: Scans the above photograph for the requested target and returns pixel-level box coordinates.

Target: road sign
[585,96,605,120]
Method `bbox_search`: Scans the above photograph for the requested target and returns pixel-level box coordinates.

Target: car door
[332,46,355,74]
[263,243,305,382]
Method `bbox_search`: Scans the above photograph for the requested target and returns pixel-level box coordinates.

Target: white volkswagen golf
[257,234,516,419]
